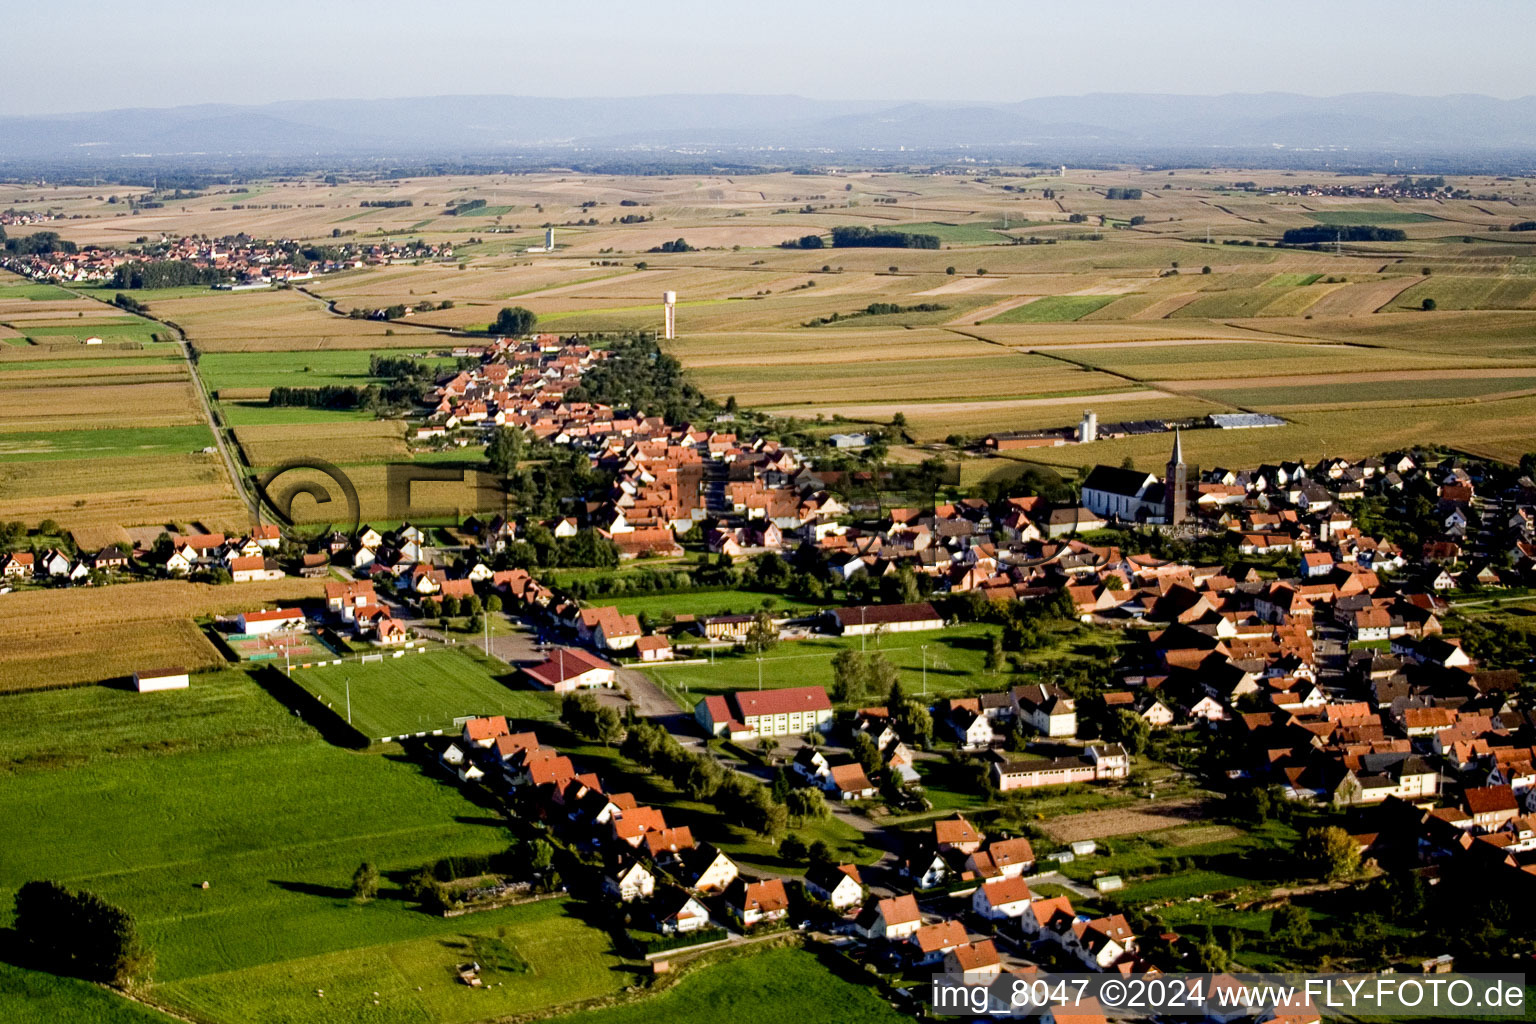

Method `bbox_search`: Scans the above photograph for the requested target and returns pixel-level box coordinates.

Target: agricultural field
[0,668,625,1024]
[985,294,1118,323]
[545,946,912,1024]
[0,578,324,692]
[288,647,559,741]
[6,168,1533,530]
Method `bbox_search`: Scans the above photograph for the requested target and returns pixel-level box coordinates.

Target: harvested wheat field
[0,578,325,691]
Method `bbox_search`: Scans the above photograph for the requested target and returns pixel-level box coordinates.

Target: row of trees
[3,230,76,255]
[621,720,787,836]
[829,226,941,249]
[1279,225,1408,244]
[111,260,225,289]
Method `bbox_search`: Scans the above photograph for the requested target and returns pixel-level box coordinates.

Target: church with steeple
[1164,429,1188,525]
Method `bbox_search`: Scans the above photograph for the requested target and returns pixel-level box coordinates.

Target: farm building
[237,607,306,635]
[826,602,943,636]
[134,667,190,692]
[523,647,616,691]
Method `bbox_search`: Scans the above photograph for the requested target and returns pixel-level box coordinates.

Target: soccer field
[289,648,558,740]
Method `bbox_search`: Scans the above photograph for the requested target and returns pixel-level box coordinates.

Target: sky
[8,0,1534,116]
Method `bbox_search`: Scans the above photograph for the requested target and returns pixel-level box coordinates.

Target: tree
[780,834,808,862]
[1105,709,1150,754]
[850,730,882,778]
[1195,942,1230,972]
[745,610,778,654]
[484,594,503,614]
[15,881,154,985]
[1300,825,1359,881]
[1272,903,1312,948]
[1422,297,1437,311]
[807,839,833,867]
[985,632,1004,673]
[420,597,439,618]
[441,595,461,618]
[351,861,380,902]
[830,649,868,703]
[786,787,828,820]
[486,427,526,478]
[865,652,898,700]
[491,306,537,336]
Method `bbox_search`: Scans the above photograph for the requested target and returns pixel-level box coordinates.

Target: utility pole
[483,612,490,657]
[346,677,352,725]
[921,644,928,696]
[756,656,763,690]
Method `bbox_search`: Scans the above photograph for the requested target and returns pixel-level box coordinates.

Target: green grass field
[289,648,558,740]
[0,663,631,1024]
[0,669,313,775]
[156,898,628,1024]
[1305,210,1439,225]
[604,588,823,621]
[197,350,458,392]
[986,295,1117,323]
[546,946,911,1024]
[18,320,166,345]
[0,424,213,462]
[0,963,182,1024]
[895,221,1013,244]
[0,282,79,300]
[218,401,379,426]
[645,624,1003,706]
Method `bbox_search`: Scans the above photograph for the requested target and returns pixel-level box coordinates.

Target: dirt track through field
[1041,797,1210,843]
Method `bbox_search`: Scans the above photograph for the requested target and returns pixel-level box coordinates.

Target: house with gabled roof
[724,877,789,929]
[972,875,1033,919]
[854,893,922,940]
[909,919,968,965]
[604,857,656,902]
[804,862,863,910]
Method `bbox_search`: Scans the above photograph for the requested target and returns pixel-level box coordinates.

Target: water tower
[662,291,677,340]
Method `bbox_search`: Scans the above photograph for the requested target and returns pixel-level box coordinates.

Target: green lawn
[604,588,823,621]
[1306,210,1439,225]
[0,963,182,1024]
[0,664,627,1024]
[646,624,1003,707]
[156,898,630,1024]
[546,946,911,1024]
[197,350,458,392]
[0,669,313,775]
[986,295,1117,323]
[289,647,558,740]
[0,425,213,463]
[219,401,380,426]
[19,319,166,345]
[0,282,78,300]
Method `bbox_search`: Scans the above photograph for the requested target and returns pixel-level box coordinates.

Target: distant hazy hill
[2,92,1533,163]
